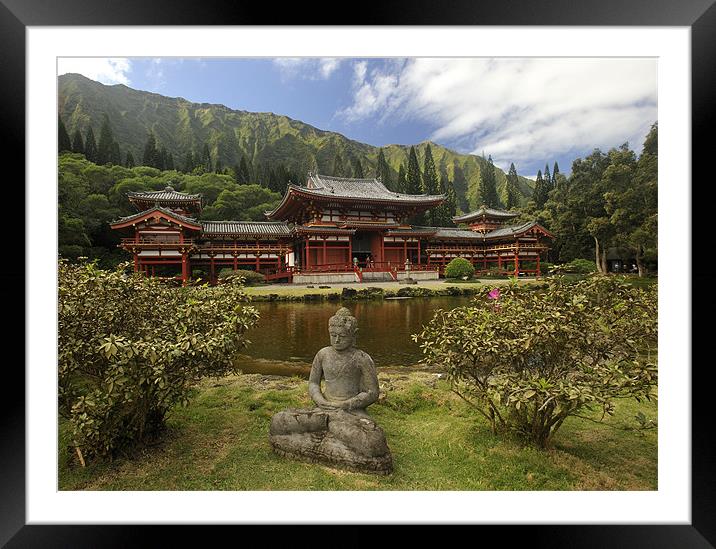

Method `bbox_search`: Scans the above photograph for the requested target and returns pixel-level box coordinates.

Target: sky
[58,57,657,178]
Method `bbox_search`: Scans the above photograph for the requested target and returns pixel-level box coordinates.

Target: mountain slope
[58,73,534,209]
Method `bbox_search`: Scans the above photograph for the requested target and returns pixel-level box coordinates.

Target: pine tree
[202,143,212,172]
[143,134,158,167]
[406,146,424,224]
[421,144,439,224]
[71,129,84,155]
[125,150,135,168]
[505,162,521,210]
[238,154,250,184]
[96,114,115,165]
[533,170,548,209]
[444,176,458,223]
[397,163,407,194]
[166,152,175,171]
[158,146,168,171]
[332,153,346,177]
[110,142,122,166]
[182,151,194,173]
[479,155,500,208]
[544,164,552,195]
[375,148,393,190]
[352,157,364,178]
[84,126,98,163]
[58,117,72,153]
[552,161,560,187]
[215,159,223,174]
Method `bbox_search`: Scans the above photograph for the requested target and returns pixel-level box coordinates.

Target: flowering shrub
[59,259,259,461]
[413,275,657,448]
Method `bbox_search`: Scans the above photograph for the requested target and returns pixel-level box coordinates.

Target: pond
[235,296,473,377]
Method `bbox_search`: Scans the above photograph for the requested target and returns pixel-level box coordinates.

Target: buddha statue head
[328,307,358,351]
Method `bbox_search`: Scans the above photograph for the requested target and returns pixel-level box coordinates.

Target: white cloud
[57,57,132,85]
[338,58,657,171]
[273,58,343,81]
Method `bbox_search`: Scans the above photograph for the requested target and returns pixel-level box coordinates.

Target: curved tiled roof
[128,186,202,203]
[431,221,549,240]
[200,221,291,237]
[110,206,202,228]
[453,206,519,223]
[304,173,444,202]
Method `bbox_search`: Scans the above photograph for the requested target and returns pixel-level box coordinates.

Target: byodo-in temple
[109,174,553,285]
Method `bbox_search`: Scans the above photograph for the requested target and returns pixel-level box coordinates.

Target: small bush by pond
[444,257,475,280]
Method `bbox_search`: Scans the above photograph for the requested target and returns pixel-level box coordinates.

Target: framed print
[5,0,713,545]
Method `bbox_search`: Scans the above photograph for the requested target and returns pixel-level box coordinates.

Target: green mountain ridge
[58,73,534,210]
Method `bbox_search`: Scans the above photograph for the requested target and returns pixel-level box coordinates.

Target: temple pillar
[210,255,215,284]
[536,254,541,278]
[181,253,189,286]
[323,237,327,266]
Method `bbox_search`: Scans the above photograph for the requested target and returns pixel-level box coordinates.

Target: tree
[332,152,346,177]
[505,163,521,210]
[543,164,552,195]
[352,157,364,178]
[58,259,260,461]
[125,150,135,168]
[437,173,457,226]
[375,148,392,190]
[396,163,407,194]
[110,142,122,166]
[71,129,85,155]
[533,169,548,209]
[552,162,561,187]
[237,154,250,184]
[96,114,115,165]
[603,126,657,276]
[406,146,424,224]
[182,151,195,173]
[165,152,175,171]
[452,162,469,212]
[479,155,500,208]
[59,117,72,153]
[201,143,212,172]
[142,134,158,168]
[84,126,98,163]
[421,144,439,225]
[414,276,657,448]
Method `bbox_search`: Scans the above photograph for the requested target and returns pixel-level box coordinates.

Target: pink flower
[488,288,501,300]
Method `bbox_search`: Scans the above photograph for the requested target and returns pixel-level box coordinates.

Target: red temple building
[110,175,553,284]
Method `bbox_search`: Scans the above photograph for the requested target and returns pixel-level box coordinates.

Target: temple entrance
[351,231,382,267]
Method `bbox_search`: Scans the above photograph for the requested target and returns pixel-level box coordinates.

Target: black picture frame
[5,0,711,545]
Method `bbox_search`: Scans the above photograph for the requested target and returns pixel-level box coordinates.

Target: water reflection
[237,297,472,376]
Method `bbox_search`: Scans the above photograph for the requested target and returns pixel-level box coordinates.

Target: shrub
[218,268,265,286]
[445,257,475,280]
[413,275,657,448]
[553,259,598,274]
[58,259,259,462]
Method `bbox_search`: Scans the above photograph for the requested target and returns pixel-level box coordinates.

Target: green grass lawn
[59,370,657,491]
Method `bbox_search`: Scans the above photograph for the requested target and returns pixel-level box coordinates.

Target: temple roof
[432,221,552,240]
[110,206,202,230]
[305,174,444,202]
[266,173,444,221]
[452,206,519,224]
[128,186,202,203]
[200,221,291,237]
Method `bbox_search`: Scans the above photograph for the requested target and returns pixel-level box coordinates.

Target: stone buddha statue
[269,307,393,475]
